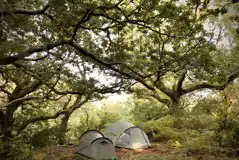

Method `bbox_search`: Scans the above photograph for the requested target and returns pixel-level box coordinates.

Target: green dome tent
[103,120,151,149]
[76,130,117,160]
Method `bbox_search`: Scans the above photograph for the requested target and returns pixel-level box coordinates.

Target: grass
[33,143,239,160]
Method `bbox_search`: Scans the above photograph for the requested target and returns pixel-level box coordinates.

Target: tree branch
[70,41,154,90]
[0,40,70,65]
[96,0,124,10]
[71,0,124,41]
[23,54,49,61]
[17,95,90,134]
[176,70,187,93]
[1,96,45,109]
[17,110,68,134]
[70,95,90,113]
[10,62,130,97]
[71,9,94,41]
[151,93,172,107]
[17,81,42,99]
[182,72,239,94]
[1,4,50,16]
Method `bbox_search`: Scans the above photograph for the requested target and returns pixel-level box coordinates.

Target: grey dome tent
[76,130,117,160]
[103,120,151,149]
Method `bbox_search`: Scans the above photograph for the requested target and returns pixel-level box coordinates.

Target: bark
[57,96,90,145]
[0,111,4,139]
[58,113,70,145]
[1,5,50,16]
[153,70,239,110]
[17,110,68,134]
[0,40,69,65]
[70,41,154,90]
[0,81,41,140]
[2,103,20,140]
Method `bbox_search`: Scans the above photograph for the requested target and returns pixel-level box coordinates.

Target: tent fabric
[103,120,134,145]
[103,120,151,149]
[76,130,117,160]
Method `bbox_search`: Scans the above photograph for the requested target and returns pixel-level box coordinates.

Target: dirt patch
[116,143,172,156]
[34,143,172,160]
[34,145,78,160]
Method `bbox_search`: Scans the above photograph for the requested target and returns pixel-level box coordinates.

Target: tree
[0,0,238,140]
[58,95,89,145]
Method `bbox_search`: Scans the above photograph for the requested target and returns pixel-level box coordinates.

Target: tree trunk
[2,103,19,140]
[0,111,4,140]
[58,113,70,145]
[168,97,186,116]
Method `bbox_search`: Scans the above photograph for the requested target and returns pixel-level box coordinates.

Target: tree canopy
[0,0,239,141]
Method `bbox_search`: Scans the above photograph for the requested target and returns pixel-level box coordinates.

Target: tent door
[116,131,132,149]
[129,128,149,149]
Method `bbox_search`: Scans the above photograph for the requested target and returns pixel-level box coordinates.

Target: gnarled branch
[182,72,239,94]
[1,4,50,16]
[17,110,67,133]
[17,95,90,133]
[70,41,154,90]
[1,96,45,109]
[0,40,70,65]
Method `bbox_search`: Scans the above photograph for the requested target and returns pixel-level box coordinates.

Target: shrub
[0,138,33,160]
[31,127,60,148]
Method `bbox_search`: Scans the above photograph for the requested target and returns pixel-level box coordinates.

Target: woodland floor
[34,143,238,160]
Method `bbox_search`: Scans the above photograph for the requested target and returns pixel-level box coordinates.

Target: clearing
[34,143,238,160]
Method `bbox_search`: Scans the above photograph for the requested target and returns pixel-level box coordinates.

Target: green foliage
[67,100,132,143]
[131,98,168,122]
[172,115,217,131]
[0,138,33,160]
[141,116,181,142]
[31,127,60,148]
[1,0,239,159]
[214,108,239,148]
